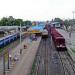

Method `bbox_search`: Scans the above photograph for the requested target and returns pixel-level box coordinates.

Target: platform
[5,37,41,75]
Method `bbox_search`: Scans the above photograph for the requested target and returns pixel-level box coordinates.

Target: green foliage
[14,19,23,26]
[70,48,75,53]
[53,17,75,30]
[63,20,70,30]
[0,48,3,52]
[63,19,75,30]
[0,17,8,26]
[0,16,32,26]
[54,18,63,23]
[0,16,15,26]
[31,58,36,75]
[23,20,32,27]
[69,19,75,26]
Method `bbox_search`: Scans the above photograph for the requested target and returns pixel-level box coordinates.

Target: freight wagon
[51,28,66,50]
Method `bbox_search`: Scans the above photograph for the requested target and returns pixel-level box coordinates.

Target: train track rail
[58,51,75,75]
[30,37,75,75]
[51,37,75,75]
[30,38,48,75]
[30,38,63,75]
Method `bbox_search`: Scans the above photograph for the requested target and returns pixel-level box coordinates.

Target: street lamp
[19,23,22,54]
[20,23,22,45]
[71,11,75,31]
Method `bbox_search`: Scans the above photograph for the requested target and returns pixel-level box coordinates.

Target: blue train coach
[0,33,20,48]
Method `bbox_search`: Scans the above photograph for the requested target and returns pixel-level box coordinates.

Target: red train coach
[51,28,66,50]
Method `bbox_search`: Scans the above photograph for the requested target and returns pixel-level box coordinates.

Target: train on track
[0,33,20,48]
[45,23,66,50]
[42,29,48,39]
[51,27,66,50]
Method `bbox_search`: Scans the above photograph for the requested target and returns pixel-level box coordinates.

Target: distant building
[51,22,62,28]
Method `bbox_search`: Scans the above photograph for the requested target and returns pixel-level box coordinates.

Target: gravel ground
[30,37,75,75]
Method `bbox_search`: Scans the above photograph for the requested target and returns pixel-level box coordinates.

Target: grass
[0,39,20,53]
[0,48,3,52]
[0,44,11,53]
[70,47,75,53]
[31,58,36,75]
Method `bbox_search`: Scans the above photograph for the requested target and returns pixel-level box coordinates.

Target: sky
[0,0,75,21]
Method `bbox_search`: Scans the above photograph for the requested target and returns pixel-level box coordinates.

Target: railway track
[31,38,64,75]
[49,38,64,75]
[30,38,48,75]
[51,37,75,75]
[31,37,75,75]
[58,51,75,75]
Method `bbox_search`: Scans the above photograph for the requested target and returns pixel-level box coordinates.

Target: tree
[23,20,32,27]
[0,16,15,26]
[14,19,23,26]
[63,20,70,30]
[54,18,63,24]
[0,17,8,26]
[69,19,75,26]
[8,16,15,26]
[0,16,32,26]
